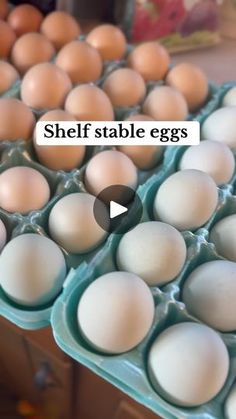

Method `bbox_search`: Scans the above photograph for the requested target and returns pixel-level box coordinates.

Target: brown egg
[143,86,188,121]
[40,11,81,50]
[128,42,170,82]
[0,98,35,141]
[86,24,126,61]
[0,61,19,95]
[103,68,146,107]
[166,63,209,112]
[7,4,43,36]
[0,166,50,214]
[0,0,9,19]
[21,62,72,110]
[65,84,114,121]
[55,41,102,84]
[117,146,164,170]
[11,32,55,75]
[125,114,154,121]
[0,20,16,59]
[34,109,86,171]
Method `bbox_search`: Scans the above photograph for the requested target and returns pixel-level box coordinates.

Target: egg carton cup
[1,79,21,99]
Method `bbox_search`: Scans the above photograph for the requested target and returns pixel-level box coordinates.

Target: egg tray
[48,81,236,419]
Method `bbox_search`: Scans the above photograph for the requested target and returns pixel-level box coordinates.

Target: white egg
[202,107,236,150]
[179,140,235,185]
[0,234,66,306]
[77,271,155,354]
[210,215,236,262]
[154,169,218,231]
[222,87,236,107]
[148,322,229,407]
[116,221,186,286]
[48,193,108,254]
[225,383,236,419]
[183,260,236,332]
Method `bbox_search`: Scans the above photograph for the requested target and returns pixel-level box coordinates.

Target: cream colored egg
[55,40,103,84]
[183,260,236,332]
[11,32,55,75]
[77,271,155,354]
[0,20,16,59]
[154,169,218,231]
[65,84,114,121]
[49,193,107,253]
[201,107,236,150]
[179,140,235,185]
[210,215,236,262]
[0,61,19,95]
[86,24,126,61]
[103,68,146,107]
[223,87,236,107]
[225,383,236,419]
[0,219,7,253]
[117,221,186,286]
[84,150,138,197]
[21,63,72,110]
[0,166,50,214]
[117,145,164,170]
[0,98,35,141]
[0,234,66,306]
[148,322,229,406]
[143,86,188,121]
[128,42,170,81]
[7,4,43,36]
[40,11,81,50]
[33,109,85,171]
[166,63,208,112]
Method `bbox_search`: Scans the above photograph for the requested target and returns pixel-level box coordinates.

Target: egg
[84,150,138,197]
[0,98,35,141]
[0,219,7,253]
[0,0,8,19]
[65,84,114,121]
[7,4,43,36]
[179,140,235,185]
[183,260,236,332]
[11,32,55,75]
[117,145,164,170]
[49,193,107,254]
[103,68,146,107]
[166,63,209,112]
[55,40,103,84]
[33,110,85,171]
[154,169,218,231]
[148,322,229,406]
[210,215,236,262]
[143,86,188,121]
[0,166,50,214]
[117,221,186,286]
[225,383,236,419]
[0,20,16,59]
[128,42,170,82]
[40,11,81,50]
[202,107,236,150]
[0,61,19,95]
[222,87,236,107]
[0,234,66,306]
[21,63,72,110]
[125,114,154,121]
[77,271,155,354]
[86,24,126,61]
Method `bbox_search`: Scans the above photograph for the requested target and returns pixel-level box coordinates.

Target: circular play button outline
[93,185,143,235]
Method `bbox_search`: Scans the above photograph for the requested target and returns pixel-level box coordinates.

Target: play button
[110,201,127,219]
[93,185,143,234]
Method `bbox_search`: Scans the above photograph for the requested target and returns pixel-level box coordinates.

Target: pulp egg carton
[50,150,236,419]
